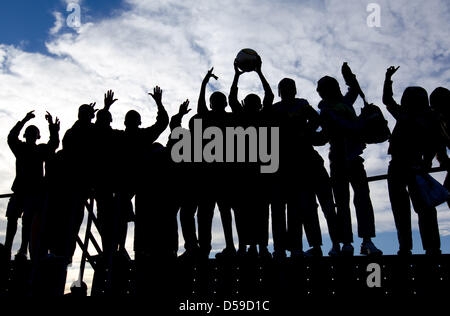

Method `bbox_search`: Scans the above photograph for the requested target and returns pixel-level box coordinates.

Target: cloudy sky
[0,0,450,292]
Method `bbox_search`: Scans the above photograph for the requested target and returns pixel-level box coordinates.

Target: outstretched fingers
[179,99,191,115]
[88,102,98,114]
[54,117,60,130]
[148,86,163,104]
[45,111,53,124]
[206,67,218,80]
[104,90,118,109]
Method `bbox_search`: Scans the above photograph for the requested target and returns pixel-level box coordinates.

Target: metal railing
[0,166,447,290]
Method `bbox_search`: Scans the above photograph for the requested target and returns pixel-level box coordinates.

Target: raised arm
[170,99,191,131]
[103,89,118,111]
[167,100,191,148]
[45,111,60,153]
[341,62,361,107]
[382,66,401,119]
[145,86,169,142]
[229,61,244,113]
[255,55,274,109]
[8,110,35,154]
[198,67,218,115]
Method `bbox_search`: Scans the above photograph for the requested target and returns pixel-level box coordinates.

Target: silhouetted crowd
[2,57,449,294]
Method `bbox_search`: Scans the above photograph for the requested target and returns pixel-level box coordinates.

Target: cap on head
[317,76,342,102]
[210,91,227,111]
[125,110,141,129]
[78,104,95,122]
[24,125,40,142]
[278,78,297,100]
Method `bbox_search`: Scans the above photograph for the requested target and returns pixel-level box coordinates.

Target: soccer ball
[235,48,259,72]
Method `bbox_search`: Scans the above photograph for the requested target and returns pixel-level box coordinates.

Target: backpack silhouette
[360,102,391,144]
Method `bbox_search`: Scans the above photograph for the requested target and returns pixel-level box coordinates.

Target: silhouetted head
[78,104,95,123]
[316,76,343,103]
[278,78,297,101]
[401,86,430,114]
[430,87,450,118]
[209,91,227,112]
[124,110,141,130]
[24,125,40,144]
[96,109,112,127]
[69,281,87,296]
[243,93,262,113]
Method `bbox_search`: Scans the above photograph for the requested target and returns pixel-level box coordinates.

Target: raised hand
[54,117,60,131]
[203,67,218,83]
[89,102,98,116]
[178,99,191,116]
[46,111,60,131]
[45,111,54,124]
[149,86,163,105]
[23,110,35,122]
[104,90,118,110]
[234,60,244,77]
[341,62,355,80]
[51,117,60,132]
[386,66,400,79]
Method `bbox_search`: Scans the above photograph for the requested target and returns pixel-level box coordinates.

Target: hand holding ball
[235,48,260,72]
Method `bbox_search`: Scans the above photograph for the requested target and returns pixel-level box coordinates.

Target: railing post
[77,197,94,285]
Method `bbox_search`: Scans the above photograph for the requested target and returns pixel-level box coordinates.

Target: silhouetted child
[62,102,96,262]
[269,78,323,259]
[183,68,235,260]
[317,63,382,256]
[4,110,59,260]
[228,56,273,259]
[135,100,191,262]
[383,66,442,256]
[117,86,169,255]
[170,101,202,261]
[160,100,192,261]
[92,90,123,282]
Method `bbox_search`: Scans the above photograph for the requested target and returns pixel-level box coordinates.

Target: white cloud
[1,0,450,291]
[50,12,65,35]
[63,0,83,5]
